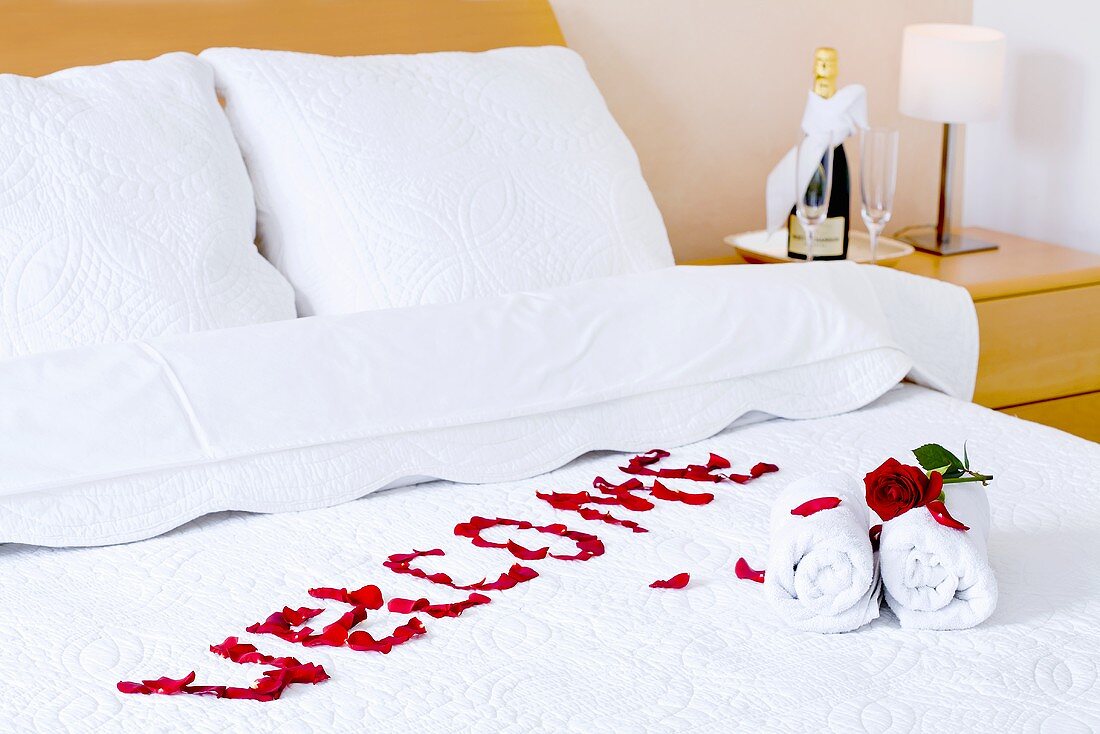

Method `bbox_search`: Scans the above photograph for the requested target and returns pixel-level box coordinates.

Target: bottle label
[788,215,845,258]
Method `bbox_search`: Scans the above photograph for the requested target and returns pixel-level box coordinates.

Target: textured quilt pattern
[0,53,296,359]
[3,386,1098,733]
[201,46,674,315]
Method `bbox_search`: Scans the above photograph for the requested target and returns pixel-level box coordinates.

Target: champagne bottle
[788,47,850,260]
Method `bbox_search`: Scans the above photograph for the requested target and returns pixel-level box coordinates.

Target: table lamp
[898,23,1006,255]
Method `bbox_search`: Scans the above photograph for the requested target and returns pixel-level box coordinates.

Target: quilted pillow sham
[0,53,296,359]
[201,46,674,315]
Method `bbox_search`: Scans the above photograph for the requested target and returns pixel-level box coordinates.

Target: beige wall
[551,0,973,262]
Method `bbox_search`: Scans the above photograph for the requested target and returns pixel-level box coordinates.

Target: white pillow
[0,53,296,359]
[200,46,674,315]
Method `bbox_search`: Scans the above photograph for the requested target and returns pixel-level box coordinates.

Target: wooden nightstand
[690,227,1100,442]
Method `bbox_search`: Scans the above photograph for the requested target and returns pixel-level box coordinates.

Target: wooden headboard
[0,0,565,77]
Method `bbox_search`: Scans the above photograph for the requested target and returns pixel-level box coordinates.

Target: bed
[1,2,1098,733]
[4,383,1100,732]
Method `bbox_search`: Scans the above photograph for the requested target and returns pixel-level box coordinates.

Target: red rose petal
[869,523,882,551]
[453,517,605,562]
[926,500,970,531]
[708,453,731,470]
[387,597,430,614]
[417,592,492,619]
[751,462,780,478]
[649,480,714,506]
[506,539,549,560]
[298,605,369,648]
[623,450,776,484]
[209,637,304,669]
[347,618,427,654]
[649,572,691,589]
[537,490,651,532]
[388,548,445,564]
[790,496,842,516]
[734,557,766,583]
[281,606,323,627]
[219,663,329,701]
[592,476,645,494]
[245,606,326,643]
[308,585,384,610]
[117,671,197,696]
[121,637,330,702]
[384,549,540,592]
[507,563,539,583]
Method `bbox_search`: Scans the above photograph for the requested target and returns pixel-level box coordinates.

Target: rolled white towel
[764,473,881,633]
[879,484,997,630]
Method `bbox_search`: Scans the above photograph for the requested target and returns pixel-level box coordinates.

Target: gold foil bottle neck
[813,47,838,99]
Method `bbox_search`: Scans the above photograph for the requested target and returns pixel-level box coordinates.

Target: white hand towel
[764,85,868,233]
[764,473,881,633]
[879,484,997,630]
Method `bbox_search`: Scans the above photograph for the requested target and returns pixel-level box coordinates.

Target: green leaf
[963,441,970,470]
[912,443,964,474]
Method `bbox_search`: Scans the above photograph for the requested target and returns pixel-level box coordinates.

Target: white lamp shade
[899,24,1006,124]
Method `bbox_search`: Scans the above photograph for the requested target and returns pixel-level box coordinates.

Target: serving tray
[725,229,914,267]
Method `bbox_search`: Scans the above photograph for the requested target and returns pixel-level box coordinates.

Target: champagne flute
[795,135,834,263]
[859,127,899,264]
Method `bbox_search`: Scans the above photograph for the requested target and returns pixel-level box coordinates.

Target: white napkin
[879,484,997,630]
[764,473,881,633]
[765,85,868,233]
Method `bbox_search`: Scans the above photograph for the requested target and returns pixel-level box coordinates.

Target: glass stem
[805,226,815,263]
[869,227,878,265]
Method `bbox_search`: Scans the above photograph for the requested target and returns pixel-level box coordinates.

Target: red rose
[863,458,943,522]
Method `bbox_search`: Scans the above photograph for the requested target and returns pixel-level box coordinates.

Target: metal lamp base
[898,227,999,256]
[905,122,1000,256]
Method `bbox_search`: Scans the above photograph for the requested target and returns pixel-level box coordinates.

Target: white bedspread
[3,385,1098,733]
[0,264,974,547]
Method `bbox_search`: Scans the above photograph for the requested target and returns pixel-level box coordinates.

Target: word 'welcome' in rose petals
[926,501,970,531]
[734,557,766,583]
[650,573,691,589]
[453,517,604,562]
[347,618,427,654]
[118,447,772,706]
[790,496,842,516]
[308,584,384,609]
[649,481,714,506]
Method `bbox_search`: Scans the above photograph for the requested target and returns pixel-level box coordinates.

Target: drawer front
[1000,392,1100,443]
[974,284,1100,408]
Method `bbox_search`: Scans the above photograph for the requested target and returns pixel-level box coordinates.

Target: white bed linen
[3,385,1098,733]
[0,264,974,546]
[200,46,674,315]
[0,53,296,359]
